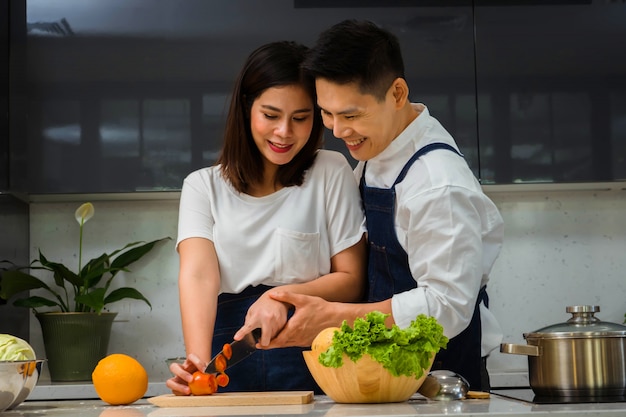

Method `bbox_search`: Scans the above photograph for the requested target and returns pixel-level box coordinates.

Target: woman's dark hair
[218,41,323,194]
[302,19,405,102]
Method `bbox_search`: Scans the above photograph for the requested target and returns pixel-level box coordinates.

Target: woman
[166,41,366,394]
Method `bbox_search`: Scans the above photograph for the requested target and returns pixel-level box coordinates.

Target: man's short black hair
[303,19,405,102]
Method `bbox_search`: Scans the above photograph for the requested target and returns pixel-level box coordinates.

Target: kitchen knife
[204,328,261,374]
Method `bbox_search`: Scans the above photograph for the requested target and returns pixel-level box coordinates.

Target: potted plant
[0,202,170,381]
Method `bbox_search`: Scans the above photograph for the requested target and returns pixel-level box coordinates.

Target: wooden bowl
[303,351,433,403]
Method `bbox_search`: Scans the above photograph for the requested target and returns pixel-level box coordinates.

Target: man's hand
[233,291,289,346]
[261,291,337,348]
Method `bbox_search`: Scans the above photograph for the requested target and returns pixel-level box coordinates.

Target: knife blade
[204,328,261,374]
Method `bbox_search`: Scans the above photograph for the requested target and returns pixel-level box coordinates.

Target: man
[236,19,504,391]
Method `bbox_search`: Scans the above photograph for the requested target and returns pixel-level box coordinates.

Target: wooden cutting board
[148,391,314,407]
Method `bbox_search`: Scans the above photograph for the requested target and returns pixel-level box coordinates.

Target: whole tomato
[189,371,217,395]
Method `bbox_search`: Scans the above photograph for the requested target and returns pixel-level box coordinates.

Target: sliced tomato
[222,343,233,360]
[216,372,230,388]
[189,371,218,395]
[214,353,228,373]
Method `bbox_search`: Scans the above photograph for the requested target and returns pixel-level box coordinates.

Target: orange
[92,353,148,405]
[311,327,340,354]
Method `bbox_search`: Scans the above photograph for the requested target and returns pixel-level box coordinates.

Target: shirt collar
[364,103,430,188]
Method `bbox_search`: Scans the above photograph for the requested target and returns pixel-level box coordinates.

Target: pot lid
[524,305,626,339]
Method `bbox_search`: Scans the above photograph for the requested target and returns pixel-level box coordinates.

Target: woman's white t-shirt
[177,150,366,295]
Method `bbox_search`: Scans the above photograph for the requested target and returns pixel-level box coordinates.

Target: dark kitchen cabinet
[7,1,626,194]
[475,1,626,184]
[9,0,477,193]
[0,194,30,341]
[6,0,27,194]
[1,0,8,191]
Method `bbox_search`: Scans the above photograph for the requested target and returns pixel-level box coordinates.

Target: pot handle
[500,343,540,356]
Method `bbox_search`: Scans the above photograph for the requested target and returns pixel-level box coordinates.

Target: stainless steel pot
[500,305,626,397]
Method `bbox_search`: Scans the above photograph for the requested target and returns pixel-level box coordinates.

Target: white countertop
[29,381,171,401]
[4,392,626,417]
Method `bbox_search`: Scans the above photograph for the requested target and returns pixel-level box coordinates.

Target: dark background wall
[0,194,30,341]
[1,0,8,191]
[6,0,626,194]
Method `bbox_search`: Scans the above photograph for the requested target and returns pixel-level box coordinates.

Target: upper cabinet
[7,1,626,194]
[1,0,8,191]
[475,2,626,184]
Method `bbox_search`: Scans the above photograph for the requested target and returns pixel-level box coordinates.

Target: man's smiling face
[315,78,400,161]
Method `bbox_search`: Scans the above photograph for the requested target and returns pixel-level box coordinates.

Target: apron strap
[394,143,463,186]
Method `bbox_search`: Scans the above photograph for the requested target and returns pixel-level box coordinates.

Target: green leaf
[0,259,16,269]
[13,295,62,310]
[75,288,106,313]
[319,312,448,379]
[110,238,171,271]
[104,287,152,310]
[0,270,51,300]
[38,252,81,287]
[81,253,109,288]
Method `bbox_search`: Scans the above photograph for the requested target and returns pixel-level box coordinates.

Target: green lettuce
[318,311,448,379]
[0,334,36,361]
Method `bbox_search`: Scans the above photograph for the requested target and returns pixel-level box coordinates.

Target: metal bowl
[165,357,186,370]
[419,370,469,401]
[7,360,45,410]
[0,360,45,411]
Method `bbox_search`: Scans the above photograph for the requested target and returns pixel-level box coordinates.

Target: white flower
[74,202,95,226]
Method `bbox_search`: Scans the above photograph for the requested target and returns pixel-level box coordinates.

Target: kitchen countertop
[4,392,626,417]
[29,381,171,401]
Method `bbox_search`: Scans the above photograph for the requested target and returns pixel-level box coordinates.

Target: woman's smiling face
[250,84,315,169]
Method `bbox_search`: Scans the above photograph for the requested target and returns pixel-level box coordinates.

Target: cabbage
[318,311,448,379]
[0,334,36,361]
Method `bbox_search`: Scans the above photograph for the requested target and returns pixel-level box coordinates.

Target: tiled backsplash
[25,188,626,388]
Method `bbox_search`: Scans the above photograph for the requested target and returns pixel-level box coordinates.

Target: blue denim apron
[359,142,488,391]
[213,285,321,393]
